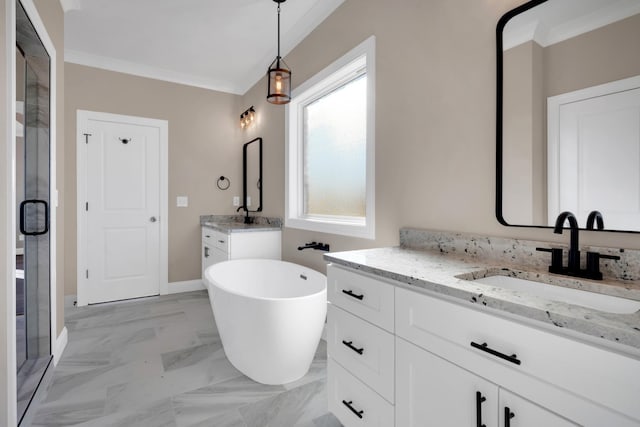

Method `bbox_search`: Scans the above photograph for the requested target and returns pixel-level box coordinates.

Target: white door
[82,114,164,304]
[396,338,499,427]
[548,77,640,230]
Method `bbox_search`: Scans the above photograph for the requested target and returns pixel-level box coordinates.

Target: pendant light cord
[277,3,281,60]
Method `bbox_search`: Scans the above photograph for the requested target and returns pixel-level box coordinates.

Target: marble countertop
[200,214,282,233]
[324,246,640,354]
[202,221,281,233]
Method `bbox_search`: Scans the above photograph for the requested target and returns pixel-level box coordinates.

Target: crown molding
[65,49,244,94]
[504,0,640,51]
[59,0,82,13]
[543,1,640,47]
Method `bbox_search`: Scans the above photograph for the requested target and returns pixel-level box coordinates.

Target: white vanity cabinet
[498,389,579,427]
[396,337,500,427]
[201,226,281,281]
[326,264,395,427]
[326,263,640,427]
[396,338,578,427]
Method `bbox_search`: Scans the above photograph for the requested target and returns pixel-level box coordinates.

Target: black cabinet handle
[471,341,521,365]
[204,247,210,258]
[218,239,225,244]
[505,407,515,427]
[476,391,487,427]
[342,340,364,355]
[342,289,364,300]
[342,400,364,419]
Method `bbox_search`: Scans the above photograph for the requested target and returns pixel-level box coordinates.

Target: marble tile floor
[29,291,342,427]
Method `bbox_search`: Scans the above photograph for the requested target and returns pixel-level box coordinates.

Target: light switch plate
[177,196,188,207]
[233,196,240,207]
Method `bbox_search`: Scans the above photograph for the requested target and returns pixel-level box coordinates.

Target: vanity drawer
[328,358,394,427]
[395,287,640,422]
[202,228,228,252]
[327,304,395,403]
[327,265,394,332]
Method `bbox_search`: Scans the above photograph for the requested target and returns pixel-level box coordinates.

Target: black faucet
[541,210,620,280]
[297,242,330,252]
[583,210,620,280]
[236,205,251,224]
[586,210,604,230]
[553,211,580,274]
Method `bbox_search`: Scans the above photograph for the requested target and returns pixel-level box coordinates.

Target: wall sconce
[240,106,256,129]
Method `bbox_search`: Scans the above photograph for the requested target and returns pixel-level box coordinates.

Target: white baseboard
[168,279,205,294]
[53,326,68,365]
[64,294,77,308]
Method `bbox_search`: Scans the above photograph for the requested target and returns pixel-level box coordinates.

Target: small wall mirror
[497,0,640,232]
[242,137,262,217]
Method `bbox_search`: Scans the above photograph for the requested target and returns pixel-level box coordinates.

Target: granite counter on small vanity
[200,214,282,233]
[324,228,640,353]
[199,215,282,279]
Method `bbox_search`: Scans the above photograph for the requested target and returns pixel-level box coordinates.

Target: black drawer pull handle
[505,407,515,427]
[218,240,225,244]
[342,340,364,355]
[342,400,364,419]
[342,289,364,300]
[476,391,486,427]
[471,341,521,365]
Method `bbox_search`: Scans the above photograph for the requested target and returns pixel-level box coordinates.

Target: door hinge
[83,133,91,144]
[85,202,88,211]
[86,269,89,279]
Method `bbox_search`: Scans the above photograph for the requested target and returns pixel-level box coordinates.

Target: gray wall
[64,64,242,293]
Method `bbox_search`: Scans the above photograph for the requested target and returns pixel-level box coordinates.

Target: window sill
[285,216,375,240]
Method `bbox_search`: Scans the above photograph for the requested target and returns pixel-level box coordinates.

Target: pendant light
[267,0,291,104]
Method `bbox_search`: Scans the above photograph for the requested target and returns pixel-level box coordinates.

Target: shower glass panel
[16,44,26,373]
[16,0,52,422]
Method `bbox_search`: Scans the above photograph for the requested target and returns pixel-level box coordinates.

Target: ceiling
[61,0,345,95]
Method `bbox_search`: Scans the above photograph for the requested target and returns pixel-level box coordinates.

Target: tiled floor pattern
[30,291,342,427]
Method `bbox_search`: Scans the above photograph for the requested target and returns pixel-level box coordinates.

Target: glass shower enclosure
[15,0,52,422]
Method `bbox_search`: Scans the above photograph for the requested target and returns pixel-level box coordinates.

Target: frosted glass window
[303,75,367,217]
[285,36,375,239]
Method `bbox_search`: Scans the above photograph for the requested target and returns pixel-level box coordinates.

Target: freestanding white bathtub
[205,259,327,385]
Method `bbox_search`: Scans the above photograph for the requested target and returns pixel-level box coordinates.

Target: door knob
[150,216,157,223]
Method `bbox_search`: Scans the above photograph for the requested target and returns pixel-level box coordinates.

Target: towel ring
[217,176,230,190]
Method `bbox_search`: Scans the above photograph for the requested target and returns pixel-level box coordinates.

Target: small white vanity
[325,229,640,427]
[201,216,281,281]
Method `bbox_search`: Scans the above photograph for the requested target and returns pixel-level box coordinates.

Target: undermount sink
[471,275,640,315]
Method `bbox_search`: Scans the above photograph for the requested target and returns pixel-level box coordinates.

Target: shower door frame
[2,0,61,425]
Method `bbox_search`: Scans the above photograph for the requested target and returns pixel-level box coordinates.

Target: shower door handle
[19,199,49,236]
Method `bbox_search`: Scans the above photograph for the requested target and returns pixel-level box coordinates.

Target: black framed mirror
[240,137,262,222]
[497,0,640,233]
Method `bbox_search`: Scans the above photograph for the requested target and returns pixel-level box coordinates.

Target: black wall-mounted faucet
[298,242,330,252]
[554,211,580,274]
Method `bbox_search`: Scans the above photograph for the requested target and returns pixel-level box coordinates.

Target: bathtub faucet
[298,241,330,252]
